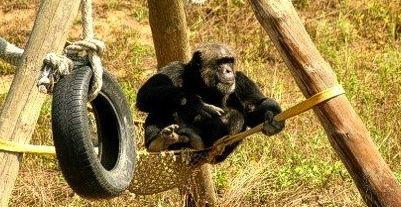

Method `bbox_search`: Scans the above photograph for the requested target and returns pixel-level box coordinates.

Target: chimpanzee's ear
[188,51,202,70]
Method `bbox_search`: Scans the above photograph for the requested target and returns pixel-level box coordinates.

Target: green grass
[0,61,15,75]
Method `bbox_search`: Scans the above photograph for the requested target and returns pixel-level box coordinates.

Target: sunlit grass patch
[0,60,15,75]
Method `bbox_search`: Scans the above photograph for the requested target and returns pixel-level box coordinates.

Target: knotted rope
[64,0,105,100]
[0,0,104,101]
[63,39,105,101]
[37,53,74,93]
[38,0,104,101]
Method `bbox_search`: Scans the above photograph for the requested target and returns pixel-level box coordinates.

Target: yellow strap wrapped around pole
[0,85,345,155]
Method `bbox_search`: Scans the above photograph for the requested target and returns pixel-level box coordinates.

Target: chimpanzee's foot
[160,124,183,144]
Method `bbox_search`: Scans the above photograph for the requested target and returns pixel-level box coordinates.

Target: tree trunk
[248,0,401,206]
[147,1,217,206]
[188,165,218,207]
[0,0,82,206]
[148,0,191,68]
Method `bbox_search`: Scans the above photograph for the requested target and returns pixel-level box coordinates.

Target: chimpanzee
[136,43,284,162]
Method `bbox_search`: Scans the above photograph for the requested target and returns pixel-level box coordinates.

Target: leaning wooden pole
[248,0,401,206]
[0,0,81,206]
[147,0,217,206]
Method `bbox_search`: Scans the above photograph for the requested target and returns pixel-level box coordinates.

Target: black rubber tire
[52,66,136,199]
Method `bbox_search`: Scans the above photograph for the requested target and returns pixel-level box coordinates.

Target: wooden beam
[147,0,217,206]
[148,0,191,68]
[0,0,81,205]
[248,0,401,206]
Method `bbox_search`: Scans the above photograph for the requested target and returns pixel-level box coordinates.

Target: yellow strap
[0,139,56,155]
[212,85,345,147]
[0,85,345,155]
[274,84,345,121]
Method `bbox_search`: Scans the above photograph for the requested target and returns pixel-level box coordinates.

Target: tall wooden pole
[147,0,217,206]
[148,0,191,68]
[248,0,401,206]
[0,0,82,206]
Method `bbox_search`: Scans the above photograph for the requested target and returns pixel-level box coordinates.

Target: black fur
[136,44,284,162]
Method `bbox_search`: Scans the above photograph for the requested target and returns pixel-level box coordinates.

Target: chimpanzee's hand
[180,94,224,119]
[262,111,285,136]
[200,103,224,117]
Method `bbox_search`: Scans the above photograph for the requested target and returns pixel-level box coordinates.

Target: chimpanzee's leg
[145,113,205,151]
[145,113,179,151]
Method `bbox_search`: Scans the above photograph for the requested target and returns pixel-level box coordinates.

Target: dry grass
[1,0,401,206]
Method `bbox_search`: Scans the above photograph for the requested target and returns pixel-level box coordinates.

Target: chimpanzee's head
[190,43,236,95]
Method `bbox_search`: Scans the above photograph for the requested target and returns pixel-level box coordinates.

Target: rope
[38,0,104,101]
[0,85,345,156]
[68,0,104,101]
[37,53,74,93]
[0,0,104,101]
[0,139,100,155]
[0,37,23,66]
[64,40,105,101]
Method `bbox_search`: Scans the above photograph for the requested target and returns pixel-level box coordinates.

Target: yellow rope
[0,85,345,155]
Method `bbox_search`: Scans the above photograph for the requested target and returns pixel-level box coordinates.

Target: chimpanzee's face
[195,44,236,94]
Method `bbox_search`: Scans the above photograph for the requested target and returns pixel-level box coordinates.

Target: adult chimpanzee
[136,43,284,162]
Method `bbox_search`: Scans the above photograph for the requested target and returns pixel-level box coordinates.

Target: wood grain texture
[0,0,81,206]
[147,0,191,68]
[248,0,401,206]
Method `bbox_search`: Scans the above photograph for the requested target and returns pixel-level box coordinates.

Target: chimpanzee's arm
[136,72,223,118]
[234,72,284,134]
[136,73,189,114]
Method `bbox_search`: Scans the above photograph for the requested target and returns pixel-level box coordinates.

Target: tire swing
[0,42,136,198]
[37,0,136,199]
[0,0,163,198]
[51,66,136,198]
[0,30,136,199]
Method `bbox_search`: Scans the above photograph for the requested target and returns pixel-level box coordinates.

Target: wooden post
[148,0,191,68]
[0,0,81,206]
[147,0,217,206]
[187,165,218,206]
[248,0,401,206]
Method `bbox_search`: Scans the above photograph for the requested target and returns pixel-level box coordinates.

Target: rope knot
[37,53,74,93]
[42,53,73,75]
[37,38,105,101]
[63,38,106,101]
[64,38,105,57]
